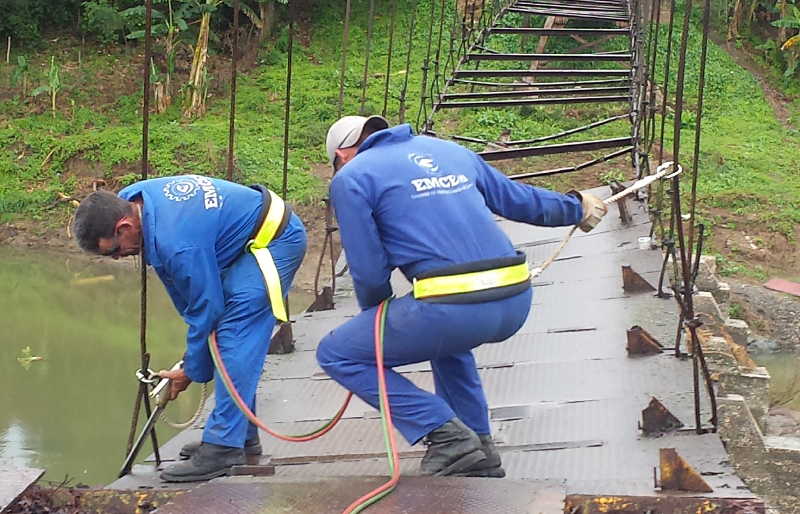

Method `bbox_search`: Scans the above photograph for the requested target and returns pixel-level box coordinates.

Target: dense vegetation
[0,0,798,281]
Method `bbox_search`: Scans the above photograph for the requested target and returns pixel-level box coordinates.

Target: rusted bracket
[565,494,764,513]
[608,180,633,225]
[622,264,655,293]
[626,325,663,356]
[657,448,713,493]
[269,322,295,355]
[640,397,683,436]
[307,286,334,312]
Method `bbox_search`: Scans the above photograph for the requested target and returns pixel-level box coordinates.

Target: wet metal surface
[0,462,43,512]
[155,477,566,514]
[119,188,761,510]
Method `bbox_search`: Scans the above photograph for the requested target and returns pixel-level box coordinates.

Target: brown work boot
[419,418,487,476]
[455,434,506,478]
[179,436,262,460]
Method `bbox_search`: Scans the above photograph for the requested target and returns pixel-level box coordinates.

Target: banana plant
[30,56,61,118]
[773,1,800,77]
[10,55,30,97]
[126,0,191,112]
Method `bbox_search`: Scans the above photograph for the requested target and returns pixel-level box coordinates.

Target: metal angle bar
[515,5,627,15]
[438,95,629,108]
[488,28,628,36]
[516,0,627,7]
[479,137,632,161]
[447,112,627,150]
[442,86,630,99]
[506,145,633,176]
[507,8,628,21]
[505,113,629,145]
[516,0,626,6]
[515,2,627,14]
[454,69,630,77]
[466,52,631,62]
[451,77,630,88]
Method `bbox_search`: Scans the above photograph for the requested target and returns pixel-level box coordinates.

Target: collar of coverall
[121,186,160,268]
[356,123,414,156]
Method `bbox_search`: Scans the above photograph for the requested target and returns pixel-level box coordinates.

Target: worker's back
[331,124,580,281]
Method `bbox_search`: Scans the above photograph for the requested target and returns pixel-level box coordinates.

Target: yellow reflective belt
[412,262,530,299]
[247,190,288,322]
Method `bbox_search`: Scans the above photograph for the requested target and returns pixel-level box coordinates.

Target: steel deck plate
[155,476,566,514]
[124,186,759,509]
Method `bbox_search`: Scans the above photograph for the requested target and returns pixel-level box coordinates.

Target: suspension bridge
[3,0,774,513]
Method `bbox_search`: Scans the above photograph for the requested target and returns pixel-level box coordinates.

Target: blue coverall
[316,125,582,444]
[120,175,306,448]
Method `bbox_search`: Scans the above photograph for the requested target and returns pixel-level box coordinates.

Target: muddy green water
[0,247,312,486]
[755,352,800,412]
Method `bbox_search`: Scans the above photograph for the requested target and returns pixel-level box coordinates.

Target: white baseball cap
[325,115,389,166]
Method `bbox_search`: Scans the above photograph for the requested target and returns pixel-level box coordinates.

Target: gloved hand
[568,190,608,232]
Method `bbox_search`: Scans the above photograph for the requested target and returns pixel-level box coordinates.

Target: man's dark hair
[72,190,133,253]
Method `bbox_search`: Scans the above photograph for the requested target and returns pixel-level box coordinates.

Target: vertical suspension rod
[336,0,352,118]
[226,0,240,181]
[382,1,397,117]
[359,0,376,114]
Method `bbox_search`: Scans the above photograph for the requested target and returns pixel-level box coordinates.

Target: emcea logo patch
[407,152,471,195]
[408,152,440,174]
[163,175,220,209]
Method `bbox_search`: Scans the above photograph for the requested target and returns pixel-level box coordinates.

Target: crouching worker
[317,116,607,477]
[72,175,306,482]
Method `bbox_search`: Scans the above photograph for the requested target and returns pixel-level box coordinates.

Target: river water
[755,352,800,412]
[0,247,311,486]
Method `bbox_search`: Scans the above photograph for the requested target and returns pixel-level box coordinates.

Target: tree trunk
[259,2,275,43]
[184,11,211,119]
[778,0,787,44]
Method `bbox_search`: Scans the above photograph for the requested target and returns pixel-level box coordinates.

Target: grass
[0,0,452,220]
[0,0,798,280]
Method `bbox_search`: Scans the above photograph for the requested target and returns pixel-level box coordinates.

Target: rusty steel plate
[155,476,566,514]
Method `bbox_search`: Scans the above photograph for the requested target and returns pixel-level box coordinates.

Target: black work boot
[179,436,262,460]
[455,434,506,478]
[160,443,245,482]
[419,418,487,476]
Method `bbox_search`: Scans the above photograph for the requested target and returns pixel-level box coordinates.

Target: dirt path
[712,34,797,129]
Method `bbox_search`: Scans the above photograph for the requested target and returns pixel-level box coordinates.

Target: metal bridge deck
[111,189,762,512]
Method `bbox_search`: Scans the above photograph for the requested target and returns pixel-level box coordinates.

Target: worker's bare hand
[157,368,192,401]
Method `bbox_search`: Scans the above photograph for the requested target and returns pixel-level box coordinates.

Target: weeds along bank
[0,0,798,282]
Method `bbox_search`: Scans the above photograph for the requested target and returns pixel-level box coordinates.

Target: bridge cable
[652,0,677,243]
[382,1,398,118]
[415,0,438,131]
[226,0,239,181]
[669,0,718,434]
[399,1,419,123]
[359,0,376,115]
[336,0,352,119]
[122,0,161,475]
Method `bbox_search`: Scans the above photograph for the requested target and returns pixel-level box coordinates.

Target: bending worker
[72,175,306,482]
[317,116,607,477]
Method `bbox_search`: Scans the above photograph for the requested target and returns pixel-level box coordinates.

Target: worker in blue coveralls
[72,175,306,482]
[317,116,608,477]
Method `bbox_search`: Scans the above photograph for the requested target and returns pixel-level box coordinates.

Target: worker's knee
[315,332,338,372]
